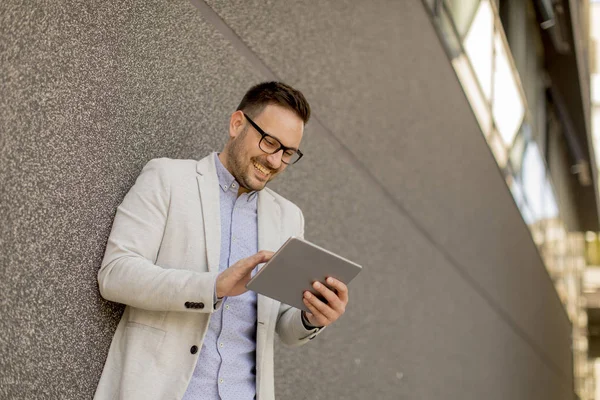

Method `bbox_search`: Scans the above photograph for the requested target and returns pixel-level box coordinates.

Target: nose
[265,150,284,169]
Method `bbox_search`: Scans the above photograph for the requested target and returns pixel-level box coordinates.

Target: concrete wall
[0,0,574,399]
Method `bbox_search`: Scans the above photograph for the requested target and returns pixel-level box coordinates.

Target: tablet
[246,236,362,313]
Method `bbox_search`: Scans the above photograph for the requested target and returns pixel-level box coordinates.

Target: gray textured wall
[0,1,574,399]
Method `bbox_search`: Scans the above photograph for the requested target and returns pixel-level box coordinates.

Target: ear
[229,110,245,139]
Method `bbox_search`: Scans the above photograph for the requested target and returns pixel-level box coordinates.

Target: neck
[218,151,250,197]
[217,151,229,173]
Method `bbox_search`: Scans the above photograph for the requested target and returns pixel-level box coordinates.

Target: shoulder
[143,157,198,173]
[140,157,200,182]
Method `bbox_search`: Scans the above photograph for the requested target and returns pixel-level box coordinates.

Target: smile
[253,162,270,176]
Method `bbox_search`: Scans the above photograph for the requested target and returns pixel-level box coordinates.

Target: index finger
[240,251,274,270]
[257,250,274,260]
[326,277,348,302]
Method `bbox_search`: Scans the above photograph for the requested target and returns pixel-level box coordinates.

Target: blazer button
[198,302,204,309]
[190,345,198,354]
[184,302,191,308]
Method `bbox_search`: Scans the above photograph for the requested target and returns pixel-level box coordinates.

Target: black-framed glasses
[243,113,303,165]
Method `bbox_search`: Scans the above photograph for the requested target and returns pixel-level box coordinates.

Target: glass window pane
[463,0,494,101]
[437,6,463,59]
[507,175,526,208]
[521,141,558,222]
[541,179,559,221]
[452,54,492,136]
[509,126,527,172]
[521,141,545,220]
[446,0,481,38]
[488,131,508,167]
[492,33,525,147]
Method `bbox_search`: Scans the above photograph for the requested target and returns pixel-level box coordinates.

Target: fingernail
[327,278,334,284]
[305,292,311,299]
[313,282,321,289]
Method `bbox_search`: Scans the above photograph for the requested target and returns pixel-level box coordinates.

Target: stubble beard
[226,129,274,192]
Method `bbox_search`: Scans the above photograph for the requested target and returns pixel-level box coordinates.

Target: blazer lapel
[257,189,282,326]
[196,155,221,274]
[257,189,282,255]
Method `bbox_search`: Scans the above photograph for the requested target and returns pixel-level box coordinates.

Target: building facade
[1,1,597,398]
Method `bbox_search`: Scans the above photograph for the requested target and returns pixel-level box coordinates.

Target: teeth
[253,162,269,175]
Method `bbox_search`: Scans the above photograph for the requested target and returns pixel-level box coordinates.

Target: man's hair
[236,81,311,124]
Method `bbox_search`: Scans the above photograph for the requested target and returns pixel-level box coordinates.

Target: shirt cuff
[301,310,322,330]
[213,281,224,309]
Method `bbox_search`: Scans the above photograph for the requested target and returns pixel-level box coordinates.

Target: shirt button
[219,343,224,348]
[219,378,224,384]
[232,183,236,188]
[225,305,230,310]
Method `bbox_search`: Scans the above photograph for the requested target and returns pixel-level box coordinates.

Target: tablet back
[246,237,362,312]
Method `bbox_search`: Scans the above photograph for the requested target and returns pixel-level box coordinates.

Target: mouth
[252,161,271,180]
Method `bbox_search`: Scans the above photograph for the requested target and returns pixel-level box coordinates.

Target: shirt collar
[213,152,258,201]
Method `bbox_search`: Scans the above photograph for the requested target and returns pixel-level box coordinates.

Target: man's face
[223,104,304,193]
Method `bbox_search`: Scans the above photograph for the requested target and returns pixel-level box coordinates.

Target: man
[94,82,350,400]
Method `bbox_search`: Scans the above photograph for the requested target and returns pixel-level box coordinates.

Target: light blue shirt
[183,153,258,400]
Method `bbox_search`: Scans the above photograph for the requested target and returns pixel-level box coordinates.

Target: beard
[226,129,278,192]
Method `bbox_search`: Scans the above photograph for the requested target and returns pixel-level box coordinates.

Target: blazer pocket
[125,321,167,354]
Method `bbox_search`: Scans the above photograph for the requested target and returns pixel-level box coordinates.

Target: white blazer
[94,154,322,400]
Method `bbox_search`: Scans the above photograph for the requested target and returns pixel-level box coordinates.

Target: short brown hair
[236,81,311,124]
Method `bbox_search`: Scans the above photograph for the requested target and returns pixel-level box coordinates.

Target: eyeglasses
[243,113,303,165]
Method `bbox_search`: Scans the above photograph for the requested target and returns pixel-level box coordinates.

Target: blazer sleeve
[275,207,325,346]
[98,159,219,313]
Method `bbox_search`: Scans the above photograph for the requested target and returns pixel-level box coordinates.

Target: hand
[302,277,348,328]
[216,250,273,298]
